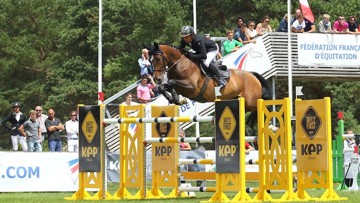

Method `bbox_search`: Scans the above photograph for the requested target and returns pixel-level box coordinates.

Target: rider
[179,25,227,88]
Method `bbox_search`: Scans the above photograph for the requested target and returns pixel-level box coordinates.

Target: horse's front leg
[168,80,187,105]
[157,84,175,103]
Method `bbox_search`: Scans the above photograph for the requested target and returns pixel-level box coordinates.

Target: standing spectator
[45,109,64,152]
[138,48,153,77]
[121,93,138,106]
[347,16,359,34]
[65,111,79,152]
[291,8,302,24]
[137,75,156,103]
[35,106,48,149]
[277,14,289,32]
[179,128,191,151]
[1,102,28,151]
[235,23,254,45]
[318,14,333,33]
[256,16,272,36]
[223,30,243,56]
[291,14,305,33]
[333,15,348,34]
[18,110,42,152]
[247,21,258,39]
[234,16,245,36]
[245,142,255,154]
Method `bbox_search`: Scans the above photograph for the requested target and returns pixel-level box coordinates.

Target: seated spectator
[333,15,348,34]
[304,18,316,33]
[256,16,272,36]
[179,128,191,151]
[347,16,359,34]
[223,30,243,56]
[138,48,153,77]
[234,16,245,36]
[235,23,254,45]
[291,14,305,33]
[277,14,289,32]
[247,21,258,39]
[318,14,333,33]
[121,93,138,106]
[245,142,255,154]
[137,75,156,103]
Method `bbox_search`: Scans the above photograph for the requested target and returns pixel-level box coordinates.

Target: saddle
[200,61,231,79]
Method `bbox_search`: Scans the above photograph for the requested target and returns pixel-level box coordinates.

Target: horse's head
[144,42,172,84]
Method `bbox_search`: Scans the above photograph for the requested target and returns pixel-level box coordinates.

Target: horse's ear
[153,42,159,50]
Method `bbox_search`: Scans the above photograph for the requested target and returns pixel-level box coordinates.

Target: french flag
[299,0,315,23]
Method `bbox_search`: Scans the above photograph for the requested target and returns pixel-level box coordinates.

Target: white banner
[298,33,360,67]
[0,152,79,192]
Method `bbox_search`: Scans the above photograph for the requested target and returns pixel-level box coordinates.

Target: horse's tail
[251,72,272,100]
[247,72,273,128]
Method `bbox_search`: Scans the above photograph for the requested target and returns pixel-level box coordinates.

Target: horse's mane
[158,43,180,51]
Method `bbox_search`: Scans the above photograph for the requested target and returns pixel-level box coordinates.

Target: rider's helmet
[180,26,195,37]
[12,102,21,108]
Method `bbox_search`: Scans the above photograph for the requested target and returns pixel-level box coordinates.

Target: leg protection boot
[208,62,227,88]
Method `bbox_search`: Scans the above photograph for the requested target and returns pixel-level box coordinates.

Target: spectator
[333,15,348,34]
[318,14,333,33]
[35,106,48,149]
[247,21,258,39]
[304,17,316,33]
[245,142,255,154]
[234,16,245,36]
[65,111,79,152]
[137,75,156,103]
[138,48,153,77]
[347,16,359,34]
[122,93,138,106]
[235,23,254,45]
[45,109,64,152]
[256,16,272,36]
[1,102,28,151]
[18,110,42,152]
[223,30,243,56]
[291,8,302,25]
[291,14,305,33]
[277,14,289,32]
[179,128,191,151]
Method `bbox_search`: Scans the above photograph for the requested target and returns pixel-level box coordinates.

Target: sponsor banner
[0,152,78,192]
[298,34,360,67]
[295,99,328,171]
[215,99,240,173]
[79,106,101,172]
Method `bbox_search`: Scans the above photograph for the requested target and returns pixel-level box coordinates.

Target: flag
[299,0,315,23]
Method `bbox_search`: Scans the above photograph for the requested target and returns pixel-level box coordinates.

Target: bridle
[152,52,185,73]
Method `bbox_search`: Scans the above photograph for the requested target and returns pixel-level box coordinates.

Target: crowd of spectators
[1,102,79,152]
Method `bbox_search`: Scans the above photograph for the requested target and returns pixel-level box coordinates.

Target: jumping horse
[145,42,272,117]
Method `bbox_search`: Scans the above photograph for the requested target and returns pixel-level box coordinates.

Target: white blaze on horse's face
[152,54,166,83]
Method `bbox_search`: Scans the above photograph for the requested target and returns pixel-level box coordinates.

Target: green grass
[0,182,358,203]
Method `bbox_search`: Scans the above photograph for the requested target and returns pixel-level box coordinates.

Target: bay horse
[145,42,272,114]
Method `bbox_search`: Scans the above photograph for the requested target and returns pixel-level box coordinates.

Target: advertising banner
[298,33,360,67]
[0,152,78,192]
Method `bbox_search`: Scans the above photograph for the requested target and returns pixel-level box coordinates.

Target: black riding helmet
[180,25,194,37]
[12,102,21,108]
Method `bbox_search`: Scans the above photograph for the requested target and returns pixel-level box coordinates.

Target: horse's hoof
[180,98,188,105]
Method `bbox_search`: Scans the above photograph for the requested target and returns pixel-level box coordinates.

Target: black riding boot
[208,62,227,88]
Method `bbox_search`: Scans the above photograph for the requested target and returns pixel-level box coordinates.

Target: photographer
[1,102,28,151]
